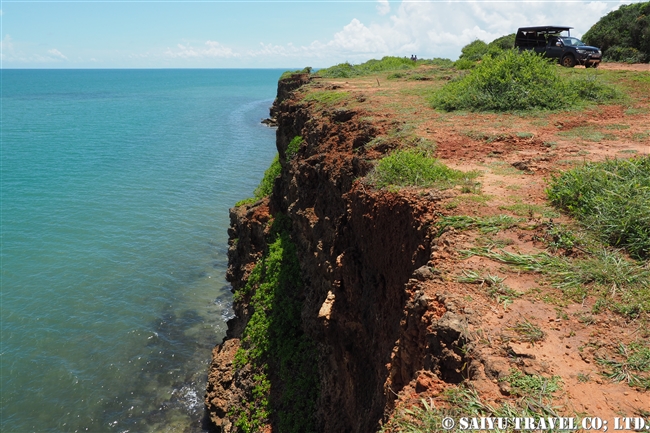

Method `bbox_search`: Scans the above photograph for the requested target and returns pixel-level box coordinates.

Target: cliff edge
[206,64,649,433]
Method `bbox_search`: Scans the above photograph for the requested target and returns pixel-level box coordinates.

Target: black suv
[515,26,602,68]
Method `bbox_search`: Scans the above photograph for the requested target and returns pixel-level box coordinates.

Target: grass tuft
[369,149,478,189]
[547,156,650,259]
[596,342,650,390]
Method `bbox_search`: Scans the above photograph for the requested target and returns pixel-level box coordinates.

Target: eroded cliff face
[205,74,468,433]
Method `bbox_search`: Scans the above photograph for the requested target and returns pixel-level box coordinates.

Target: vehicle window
[561,37,584,47]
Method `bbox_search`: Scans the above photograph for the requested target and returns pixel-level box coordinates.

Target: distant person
[410,54,415,61]
[414,55,418,62]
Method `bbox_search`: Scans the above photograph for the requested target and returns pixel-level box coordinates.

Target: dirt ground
[311,62,649,428]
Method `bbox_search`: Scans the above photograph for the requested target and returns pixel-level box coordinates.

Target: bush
[603,46,647,63]
[487,33,516,52]
[460,39,489,61]
[370,148,477,189]
[432,50,573,111]
[547,157,650,259]
[431,50,620,112]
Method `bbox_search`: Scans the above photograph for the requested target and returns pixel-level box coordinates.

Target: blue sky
[0,0,644,68]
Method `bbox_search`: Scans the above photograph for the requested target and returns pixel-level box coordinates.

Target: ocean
[1,69,281,432]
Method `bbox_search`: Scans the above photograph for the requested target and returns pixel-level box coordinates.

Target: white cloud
[236,0,644,67]
[48,48,68,60]
[165,40,238,59]
[377,0,390,16]
[326,18,388,53]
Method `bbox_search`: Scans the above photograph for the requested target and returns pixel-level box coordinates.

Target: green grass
[232,216,319,433]
[596,342,650,390]
[547,156,650,259]
[501,369,561,396]
[511,319,545,344]
[557,126,607,142]
[368,148,478,189]
[430,50,621,112]
[437,214,524,234]
[382,380,563,433]
[457,270,521,305]
[303,90,350,105]
[460,246,650,318]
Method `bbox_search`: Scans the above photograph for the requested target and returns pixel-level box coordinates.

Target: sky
[0,0,645,68]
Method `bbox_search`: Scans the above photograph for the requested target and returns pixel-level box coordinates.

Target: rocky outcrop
[205,74,467,433]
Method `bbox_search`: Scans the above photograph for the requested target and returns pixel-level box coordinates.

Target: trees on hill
[583,1,650,63]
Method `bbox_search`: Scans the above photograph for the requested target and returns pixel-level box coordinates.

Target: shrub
[603,46,647,63]
[487,33,516,53]
[370,148,477,189]
[547,156,650,259]
[432,50,572,111]
[459,39,489,61]
[431,50,620,112]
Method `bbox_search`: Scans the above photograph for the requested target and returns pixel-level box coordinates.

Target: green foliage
[369,148,478,189]
[583,1,650,63]
[456,34,515,67]
[233,215,319,433]
[286,136,303,159]
[453,58,477,70]
[460,39,489,61]
[604,46,647,63]
[487,33,516,53]
[431,50,621,112]
[317,56,418,78]
[547,157,650,259]
[253,154,281,199]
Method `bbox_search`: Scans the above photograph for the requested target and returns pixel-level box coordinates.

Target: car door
[546,36,564,60]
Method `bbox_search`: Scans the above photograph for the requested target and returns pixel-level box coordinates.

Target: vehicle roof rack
[517,26,573,35]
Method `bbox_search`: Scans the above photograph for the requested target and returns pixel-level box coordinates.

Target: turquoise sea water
[1,69,280,432]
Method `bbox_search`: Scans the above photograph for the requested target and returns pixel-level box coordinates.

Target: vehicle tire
[561,55,576,68]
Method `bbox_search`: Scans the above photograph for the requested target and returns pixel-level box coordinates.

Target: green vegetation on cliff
[235,155,281,206]
[583,1,650,63]
[369,148,478,189]
[232,215,319,433]
[316,56,452,78]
